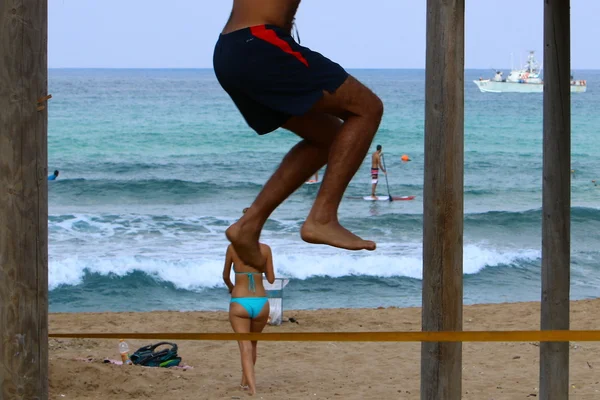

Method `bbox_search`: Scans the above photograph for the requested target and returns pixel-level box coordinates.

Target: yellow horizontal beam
[48,330,600,342]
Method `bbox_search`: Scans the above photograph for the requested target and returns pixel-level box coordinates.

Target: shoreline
[49,299,600,399]
[48,295,599,315]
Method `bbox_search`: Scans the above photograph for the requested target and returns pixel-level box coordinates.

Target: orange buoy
[401,154,411,162]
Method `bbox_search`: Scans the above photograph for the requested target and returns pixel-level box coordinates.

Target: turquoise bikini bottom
[230,297,269,319]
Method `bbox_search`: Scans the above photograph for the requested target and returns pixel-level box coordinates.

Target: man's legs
[226,76,383,267]
[225,112,339,267]
[300,77,383,247]
[371,181,378,198]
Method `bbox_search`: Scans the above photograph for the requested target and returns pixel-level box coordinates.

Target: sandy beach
[49,299,600,399]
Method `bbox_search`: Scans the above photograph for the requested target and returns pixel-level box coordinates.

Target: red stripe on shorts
[250,25,309,67]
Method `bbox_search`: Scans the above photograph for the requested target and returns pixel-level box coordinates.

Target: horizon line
[48,67,600,71]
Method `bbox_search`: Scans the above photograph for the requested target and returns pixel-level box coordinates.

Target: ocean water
[48,68,600,313]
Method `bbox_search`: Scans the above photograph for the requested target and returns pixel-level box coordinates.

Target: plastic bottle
[119,339,132,365]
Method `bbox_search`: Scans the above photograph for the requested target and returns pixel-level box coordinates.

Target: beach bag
[130,342,181,368]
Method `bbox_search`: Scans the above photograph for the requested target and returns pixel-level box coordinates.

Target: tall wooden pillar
[0,1,49,399]
[421,0,465,399]
[540,0,571,399]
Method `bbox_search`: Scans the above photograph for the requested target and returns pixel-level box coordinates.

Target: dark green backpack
[130,342,181,368]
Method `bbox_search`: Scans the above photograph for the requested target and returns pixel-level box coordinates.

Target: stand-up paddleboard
[304,179,321,185]
[347,195,416,201]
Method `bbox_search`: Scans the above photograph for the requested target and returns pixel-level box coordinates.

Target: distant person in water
[222,208,275,395]
[306,170,319,183]
[48,170,59,181]
[214,0,382,269]
[370,145,386,198]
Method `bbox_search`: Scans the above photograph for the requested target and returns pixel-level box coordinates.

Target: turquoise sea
[47,68,600,312]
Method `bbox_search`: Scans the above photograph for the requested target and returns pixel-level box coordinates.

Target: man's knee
[352,82,384,122]
[369,95,384,122]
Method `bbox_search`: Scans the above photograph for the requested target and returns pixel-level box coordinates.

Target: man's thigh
[282,111,342,146]
[309,75,383,121]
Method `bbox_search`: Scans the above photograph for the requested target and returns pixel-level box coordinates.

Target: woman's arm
[222,245,234,293]
[264,246,276,284]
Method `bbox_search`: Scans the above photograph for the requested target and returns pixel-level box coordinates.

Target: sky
[49,0,600,70]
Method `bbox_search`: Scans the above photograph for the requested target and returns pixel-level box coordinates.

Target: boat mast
[528,50,536,73]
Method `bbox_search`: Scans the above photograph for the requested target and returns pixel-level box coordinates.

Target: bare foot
[300,219,376,251]
[240,375,249,390]
[226,221,266,268]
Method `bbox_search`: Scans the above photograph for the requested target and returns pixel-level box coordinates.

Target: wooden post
[421,0,465,399]
[0,1,49,399]
[540,0,571,399]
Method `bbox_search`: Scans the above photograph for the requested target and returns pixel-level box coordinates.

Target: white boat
[473,51,587,93]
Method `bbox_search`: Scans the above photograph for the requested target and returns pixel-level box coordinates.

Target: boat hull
[473,80,587,93]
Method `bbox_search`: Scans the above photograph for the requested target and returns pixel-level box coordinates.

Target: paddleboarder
[306,170,319,184]
[371,145,386,199]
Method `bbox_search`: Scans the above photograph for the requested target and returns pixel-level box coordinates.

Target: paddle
[381,153,393,202]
